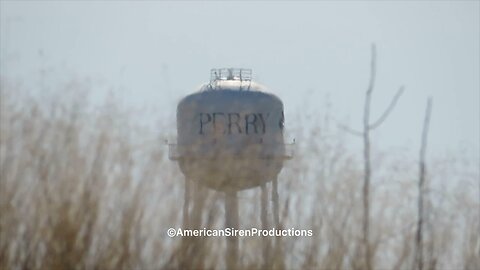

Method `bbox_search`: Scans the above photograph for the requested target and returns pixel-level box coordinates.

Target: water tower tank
[170,68,291,192]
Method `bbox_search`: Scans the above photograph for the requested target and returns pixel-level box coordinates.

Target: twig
[369,86,405,130]
[337,123,364,137]
[362,43,376,270]
[415,97,433,270]
[339,44,405,270]
[331,115,364,137]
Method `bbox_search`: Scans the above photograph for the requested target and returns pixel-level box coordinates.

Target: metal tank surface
[170,68,292,192]
[170,68,293,269]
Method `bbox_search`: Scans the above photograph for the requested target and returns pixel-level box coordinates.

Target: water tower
[169,68,293,268]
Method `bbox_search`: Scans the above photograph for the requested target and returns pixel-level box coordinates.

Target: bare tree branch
[369,86,405,130]
[337,123,364,137]
[339,44,405,270]
[332,114,363,137]
[415,97,433,270]
[366,44,377,98]
[362,43,376,270]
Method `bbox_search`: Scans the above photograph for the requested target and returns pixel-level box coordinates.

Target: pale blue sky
[1,1,479,159]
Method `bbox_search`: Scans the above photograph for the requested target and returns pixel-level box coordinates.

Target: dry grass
[0,80,479,270]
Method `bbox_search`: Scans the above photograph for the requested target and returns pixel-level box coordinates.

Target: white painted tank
[170,68,291,191]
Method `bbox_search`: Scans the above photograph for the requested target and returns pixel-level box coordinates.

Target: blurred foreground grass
[0,81,479,270]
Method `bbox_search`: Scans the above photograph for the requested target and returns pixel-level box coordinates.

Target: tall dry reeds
[0,78,479,270]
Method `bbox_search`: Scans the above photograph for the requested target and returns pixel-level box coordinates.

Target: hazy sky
[1,1,479,159]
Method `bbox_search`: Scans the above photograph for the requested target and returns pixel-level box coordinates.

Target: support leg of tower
[261,183,271,268]
[183,178,191,229]
[225,190,239,269]
[272,177,285,269]
[184,180,206,269]
[179,178,191,269]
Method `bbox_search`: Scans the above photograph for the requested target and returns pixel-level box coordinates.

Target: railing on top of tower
[210,68,252,83]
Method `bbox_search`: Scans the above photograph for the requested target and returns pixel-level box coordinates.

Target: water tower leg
[272,178,280,228]
[191,180,206,228]
[182,180,206,268]
[225,190,239,269]
[181,178,194,269]
[183,178,191,229]
[272,177,285,269]
[261,183,271,268]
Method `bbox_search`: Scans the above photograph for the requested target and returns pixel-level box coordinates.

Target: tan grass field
[1,82,479,270]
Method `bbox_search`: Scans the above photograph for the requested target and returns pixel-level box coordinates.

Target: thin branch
[369,86,405,130]
[337,123,364,137]
[331,114,364,137]
[420,97,432,171]
[366,44,377,97]
[415,97,433,270]
[362,43,376,270]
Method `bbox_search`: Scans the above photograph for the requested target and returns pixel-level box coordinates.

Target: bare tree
[415,97,433,270]
[340,44,405,269]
